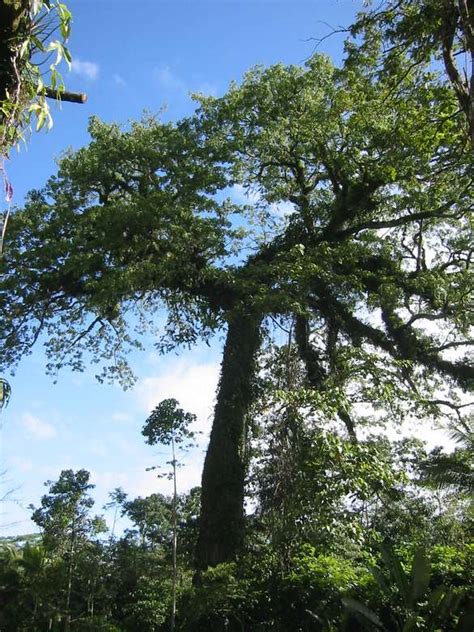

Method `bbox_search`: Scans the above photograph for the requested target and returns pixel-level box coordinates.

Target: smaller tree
[121,493,173,549]
[142,398,197,632]
[104,486,127,543]
[31,469,106,630]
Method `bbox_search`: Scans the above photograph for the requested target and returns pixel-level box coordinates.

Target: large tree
[1,35,472,570]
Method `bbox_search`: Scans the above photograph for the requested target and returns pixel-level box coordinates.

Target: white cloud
[269,200,295,218]
[9,456,33,472]
[136,360,220,440]
[95,457,204,502]
[113,73,127,87]
[154,65,186,93]
[22,413,56,440]
[230,184,260,205]
[230,185,295,218]
[111,412,132,423]
[90,469,137,495]
[71,58,99,81]
[153,66,218,102]
[132,458,204,497]
[90,444,109,458]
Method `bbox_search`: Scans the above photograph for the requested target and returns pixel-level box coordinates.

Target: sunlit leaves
[142,398,196,447]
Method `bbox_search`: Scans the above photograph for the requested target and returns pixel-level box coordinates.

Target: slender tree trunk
[171,435,177,632]
[196,313,262,569]
[65,563,73,630]
[110,505,119,544]
[65,517,76,632]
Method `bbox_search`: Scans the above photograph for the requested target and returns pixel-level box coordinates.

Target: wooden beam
[45,87,87,104]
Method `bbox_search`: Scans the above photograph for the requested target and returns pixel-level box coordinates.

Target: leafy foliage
[344,545,473,631]
[1,36,472,565]
[142,399,196,447]
[419,417,474,493]
[0,5,472,627]
[353,0,474,146]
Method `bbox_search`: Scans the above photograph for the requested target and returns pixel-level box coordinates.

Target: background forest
[0,1,473,630]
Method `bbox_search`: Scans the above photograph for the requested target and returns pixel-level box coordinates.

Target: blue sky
[3,0,427,536]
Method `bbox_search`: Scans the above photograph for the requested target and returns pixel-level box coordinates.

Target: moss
[196,313,262,569]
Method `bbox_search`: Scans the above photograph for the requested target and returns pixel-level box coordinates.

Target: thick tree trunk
[0,1,29,101]
[195,312,262,569]
[0,2,18,105]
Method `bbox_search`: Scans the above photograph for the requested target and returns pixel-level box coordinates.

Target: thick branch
[45,87,87,104]
[295,314,357,441]
[294,314,326,389]
[381,303,474,391]
[333,206,466,240]
[306,280,473,392]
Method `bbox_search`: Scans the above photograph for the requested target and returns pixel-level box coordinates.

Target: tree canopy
[1,13,473,570]
[354,0,474,146]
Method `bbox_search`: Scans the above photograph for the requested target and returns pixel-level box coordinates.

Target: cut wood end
[45,87,88,104]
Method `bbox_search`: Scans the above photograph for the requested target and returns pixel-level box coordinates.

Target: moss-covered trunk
[0,1,29,104]
[0,3,17,105]
[196,312,261,569]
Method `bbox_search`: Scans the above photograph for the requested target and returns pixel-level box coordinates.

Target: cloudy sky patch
[71,58,99,81]
[22,412,57,440]
[154,65,186,93]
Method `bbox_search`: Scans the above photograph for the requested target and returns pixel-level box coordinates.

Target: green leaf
[31,0,43,16]
[46,41,63,67]
[35,109,46,131]
[371,566,389,593]
[62,46,72,69]
[410,547,431,605]
[0,378,11,410]
[342,597,383,628]
[427,587,457,629]
[36,77,45,95]
[402,615,419,632]
[381,545,410,608]
[456,602,474,632]
[58,3,73,39]
[19,38,30,59]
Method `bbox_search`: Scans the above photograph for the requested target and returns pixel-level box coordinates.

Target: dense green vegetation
[0,423,472,630]
[1,1,472,629]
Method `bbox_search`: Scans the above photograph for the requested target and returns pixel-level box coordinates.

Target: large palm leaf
[420,417,473,494]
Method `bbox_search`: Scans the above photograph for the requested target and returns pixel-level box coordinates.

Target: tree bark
[0,2,22,104]
[195,312,262,569]
[295,314,357,441]
[171,435,177,632]
[45,87,87,104]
